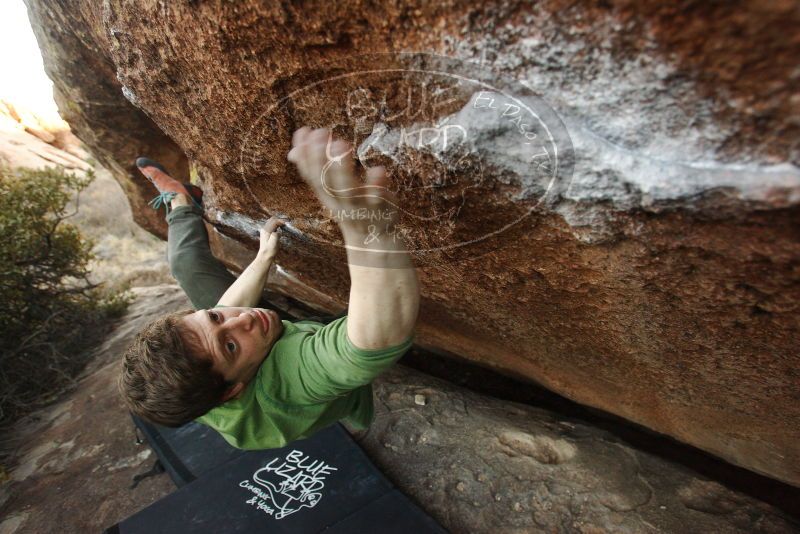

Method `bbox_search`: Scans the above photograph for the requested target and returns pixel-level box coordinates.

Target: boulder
[22,0,800,485]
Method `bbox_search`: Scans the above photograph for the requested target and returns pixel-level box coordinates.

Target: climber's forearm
[343,224,419,350]
[216,217,283,308]
[216,252,272,308]
[285,126,419,347]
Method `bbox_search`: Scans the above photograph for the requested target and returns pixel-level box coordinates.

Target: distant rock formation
[0,99,88,170]
[22,0,800,486]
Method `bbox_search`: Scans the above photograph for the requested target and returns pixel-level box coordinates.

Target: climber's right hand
[287,127,397,236]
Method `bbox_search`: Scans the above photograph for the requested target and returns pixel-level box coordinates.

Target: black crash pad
[132,416,245,487]
[107,421,445,533]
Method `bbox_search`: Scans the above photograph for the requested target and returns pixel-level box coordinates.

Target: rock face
[365,366,800,533]
[2,285,796,533]
[22,0,800,486]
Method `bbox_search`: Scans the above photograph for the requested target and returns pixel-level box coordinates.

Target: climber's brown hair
[118,309,231,427]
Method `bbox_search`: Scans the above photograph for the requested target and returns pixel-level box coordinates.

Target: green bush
[0,164,130,429]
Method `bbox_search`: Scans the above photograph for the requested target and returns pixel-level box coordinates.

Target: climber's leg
[135,157,235,310]
[166,202,236,310]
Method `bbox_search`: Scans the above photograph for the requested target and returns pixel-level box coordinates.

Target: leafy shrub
[0,164,130,429]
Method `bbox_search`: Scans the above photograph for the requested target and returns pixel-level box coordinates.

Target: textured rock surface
[22,0,800,485]
[364,365,799,534]
[2,285,797,533]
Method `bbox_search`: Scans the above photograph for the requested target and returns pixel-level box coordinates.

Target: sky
[0,0,61,120]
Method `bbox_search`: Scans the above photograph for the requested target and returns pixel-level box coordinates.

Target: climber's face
[179,307,283,398]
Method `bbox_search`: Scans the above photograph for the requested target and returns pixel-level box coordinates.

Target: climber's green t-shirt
[195,316,412,450]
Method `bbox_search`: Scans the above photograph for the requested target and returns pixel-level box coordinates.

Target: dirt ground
[0,286,186,533]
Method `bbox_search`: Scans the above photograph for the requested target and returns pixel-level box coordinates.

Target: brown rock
[22,0,800,485]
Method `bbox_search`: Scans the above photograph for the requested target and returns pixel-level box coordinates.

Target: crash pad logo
[239,52,574,267]
[238,449,338,520]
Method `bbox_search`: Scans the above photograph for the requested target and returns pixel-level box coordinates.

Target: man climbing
[119,127,420,449]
